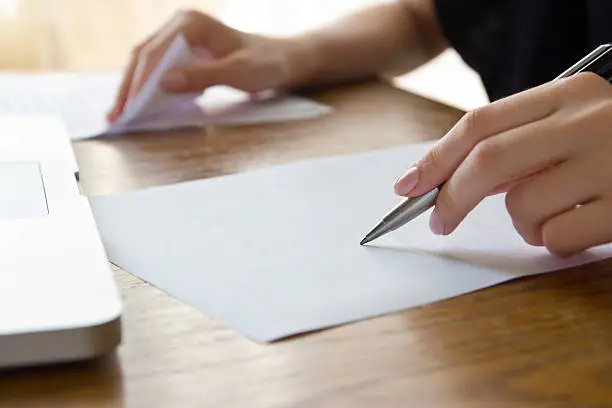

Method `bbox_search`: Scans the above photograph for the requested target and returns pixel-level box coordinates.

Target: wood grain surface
[2,81,612,408]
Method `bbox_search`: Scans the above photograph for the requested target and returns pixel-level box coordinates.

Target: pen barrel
[382,188,439,232]
[555,43,612,82]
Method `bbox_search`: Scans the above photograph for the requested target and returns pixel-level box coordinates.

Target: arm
[109,0,448,119]
[284,0,449,88]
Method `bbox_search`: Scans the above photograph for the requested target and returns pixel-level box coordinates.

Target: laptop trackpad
[0,162,48,219]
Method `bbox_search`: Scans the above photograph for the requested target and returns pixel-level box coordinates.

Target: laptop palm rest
[0,161,48,219]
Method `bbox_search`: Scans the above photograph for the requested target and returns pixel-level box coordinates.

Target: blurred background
[0,0,488,110]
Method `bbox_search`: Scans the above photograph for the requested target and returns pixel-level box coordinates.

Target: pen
[360,43,612,246]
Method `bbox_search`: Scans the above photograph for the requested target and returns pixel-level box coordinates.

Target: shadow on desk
[0,354,123,407]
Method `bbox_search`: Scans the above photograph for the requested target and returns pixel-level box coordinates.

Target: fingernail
[394,166,419,196]
[162,70,186,90]
[429,210,446,235]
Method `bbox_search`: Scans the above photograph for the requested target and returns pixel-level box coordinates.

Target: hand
[107,10,310,122]
[393,72,612,257]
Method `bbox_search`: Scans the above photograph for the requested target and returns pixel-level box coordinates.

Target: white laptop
[0,116,121,368]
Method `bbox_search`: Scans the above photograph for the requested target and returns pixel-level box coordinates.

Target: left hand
[107,10,304,123]
[393,72,612,257]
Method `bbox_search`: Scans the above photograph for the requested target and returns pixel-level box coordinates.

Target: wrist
[276,36,321,90]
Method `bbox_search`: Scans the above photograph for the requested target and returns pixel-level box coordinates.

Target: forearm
[281,0,448,88]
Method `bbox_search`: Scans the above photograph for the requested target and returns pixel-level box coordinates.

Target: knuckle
[573,71,605,89]
[587,100,612,127]
[235,53,254,69]
[504,190,521,219]
[542,222,573,257]
[469,139,502,172]
[554,99,612,146]
[522,231,543,247]
[418,144,444,172]
[596,100,612,115]
[229,53,257,79]
[458,107,488,143]
[561,103,605,143]
[174,9,210,37]
[177,8,205,22]
[512,218,543,246]
[130,43,146,57]
[505,187,531,222]
[139,42,157,57]
[557,71,606,98]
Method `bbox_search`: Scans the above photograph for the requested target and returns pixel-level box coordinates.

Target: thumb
[161,56,244,93]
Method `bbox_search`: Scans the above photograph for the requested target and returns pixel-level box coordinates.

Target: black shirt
[435,0,612,101]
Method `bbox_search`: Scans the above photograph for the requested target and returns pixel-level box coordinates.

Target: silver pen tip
[359,221,387,246]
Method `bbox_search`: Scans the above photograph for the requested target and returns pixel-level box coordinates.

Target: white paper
[0,36,331,140]
[0,70,118,140]
[87,142,612,342]
[107,34,205,133]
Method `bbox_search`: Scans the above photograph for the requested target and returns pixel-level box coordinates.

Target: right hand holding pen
[393,72,612,257]
[107,10,305,122]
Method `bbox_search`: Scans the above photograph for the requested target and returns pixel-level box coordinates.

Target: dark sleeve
[434,0,598,101]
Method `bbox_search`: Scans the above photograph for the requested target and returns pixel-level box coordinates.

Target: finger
[505,154,602,244]
[512,218,544,246]
[107,46,146,122]
[487,168,547,196]
[429,117,575,235]
[128,52,158,101]
[394,81,560,198]
[107,12,192,121]
[162,53,261,93]
[127,37,177,101]
[542,199,612,257]
[106,19,175,122]
[161,60,229,92]
[125,11,196,101]
[488,180,520,196]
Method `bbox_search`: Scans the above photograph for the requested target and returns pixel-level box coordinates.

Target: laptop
[0,116,121,368]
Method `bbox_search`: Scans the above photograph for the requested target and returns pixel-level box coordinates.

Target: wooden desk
[2,81,612,408]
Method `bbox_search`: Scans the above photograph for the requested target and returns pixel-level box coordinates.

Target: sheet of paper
[0,70,118,140]
[0,36,331,140]
[88,142,612,342]
[109,34,203,130]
